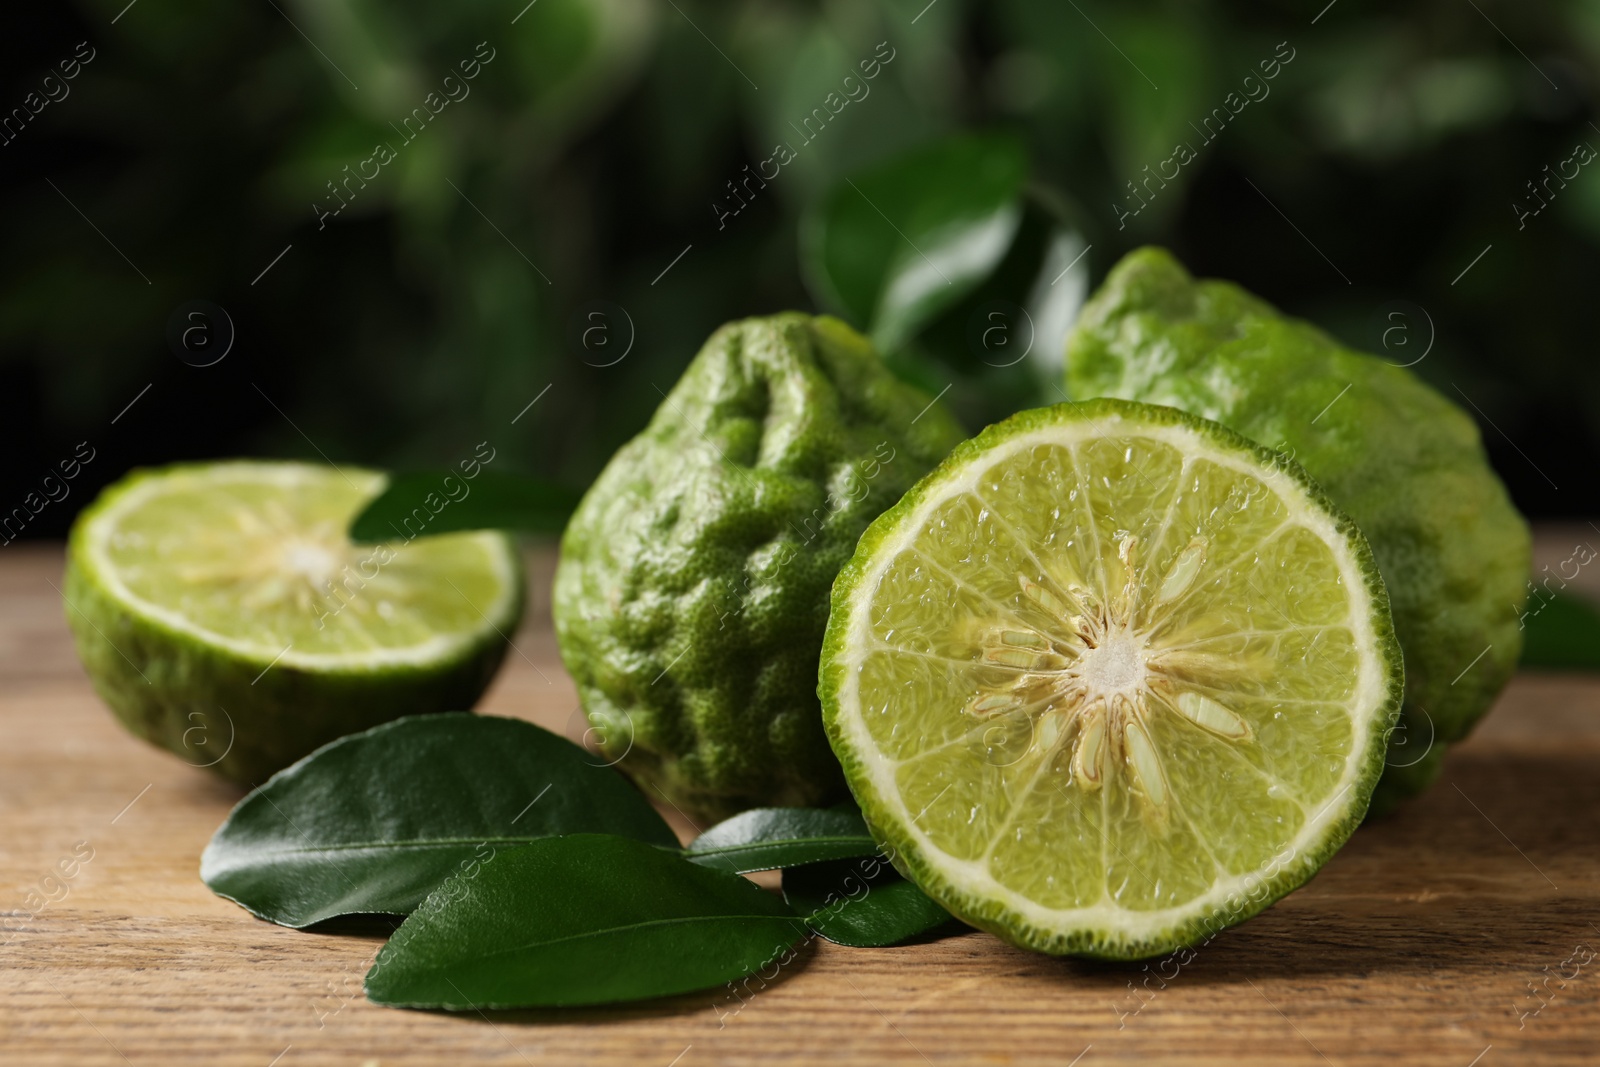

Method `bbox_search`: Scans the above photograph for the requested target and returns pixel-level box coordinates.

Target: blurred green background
[3,0,1598,535]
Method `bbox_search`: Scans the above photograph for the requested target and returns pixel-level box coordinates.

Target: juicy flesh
[94,468,510,660]
[857,435,1364,914]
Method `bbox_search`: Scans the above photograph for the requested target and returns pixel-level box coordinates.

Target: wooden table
[2,542,1596,1066]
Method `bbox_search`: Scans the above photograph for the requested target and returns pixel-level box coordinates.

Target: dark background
[2,0,1596,538]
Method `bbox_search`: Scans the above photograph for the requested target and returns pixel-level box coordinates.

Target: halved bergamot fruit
[820,399,1402,958]
[64,461,523,784]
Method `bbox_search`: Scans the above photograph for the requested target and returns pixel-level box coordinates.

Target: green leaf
[349,469,580,542]
[365,835,808,1009]
[1022,227,1095,381]
[201,714,677,928]
[782,856,956,947]
[801,132,1029,353]
[685,807,878,873]
[1520,592,1600,670]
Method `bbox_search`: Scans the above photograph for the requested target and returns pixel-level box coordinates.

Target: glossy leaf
[782,856,956,947]
[349,469,580,542]
[685,807,878,873]
[365,834,808,1009]
[890,201,1093,430]
[1022,227,1095,380]
[801,132,1029,353]
[201,714,677,928]
[1520,592,1600,670]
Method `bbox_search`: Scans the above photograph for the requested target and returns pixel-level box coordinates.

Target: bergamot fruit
[1066,248,1529,812]
[821,398,1402,958]
[64,461,523,784]
[553,313,966,822]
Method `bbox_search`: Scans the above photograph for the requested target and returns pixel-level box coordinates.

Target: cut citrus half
[820,399,1401,958]
[64,461,523,784]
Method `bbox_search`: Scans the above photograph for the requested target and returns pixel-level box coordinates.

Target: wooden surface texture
[2,541,1597,1066]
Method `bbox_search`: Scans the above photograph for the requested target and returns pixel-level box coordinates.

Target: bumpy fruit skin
[1066,248,1530,812]
[554,313,967,822]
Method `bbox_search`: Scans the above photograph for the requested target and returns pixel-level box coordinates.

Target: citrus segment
[86,465,515,665]
[65,461,523,783]
[821,399,1401,958]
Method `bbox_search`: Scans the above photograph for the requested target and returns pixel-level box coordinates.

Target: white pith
[79,463,520,671]
[834,414,1391,943]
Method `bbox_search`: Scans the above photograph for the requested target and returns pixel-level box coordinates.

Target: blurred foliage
[800,131,1089,430]
[803,132,1031,355]
[3,0,1600,534]
[1520,591,1600,670]
[349,469,579,542]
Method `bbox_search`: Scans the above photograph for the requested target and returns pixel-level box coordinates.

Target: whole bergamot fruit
[554,313,967,821]
[1066,248,1530,813]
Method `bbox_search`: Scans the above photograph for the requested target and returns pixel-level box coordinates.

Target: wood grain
[2,542,1597,1066]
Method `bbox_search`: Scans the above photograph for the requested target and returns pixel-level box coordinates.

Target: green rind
[1066,248,1530,805]
[554,313,967,822]
[819,397,1404,960]
[63,463,524,785]
[1365,736,1445,819]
